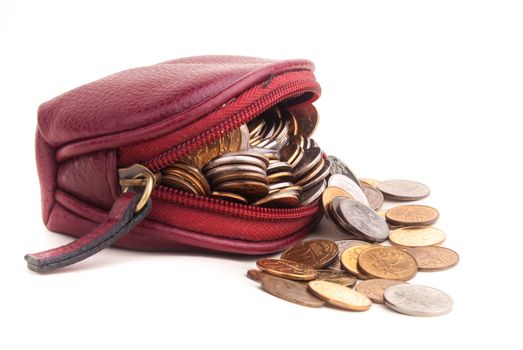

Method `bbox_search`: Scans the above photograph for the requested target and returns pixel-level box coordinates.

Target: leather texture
[34,55,322,260]
[26,192,151,272]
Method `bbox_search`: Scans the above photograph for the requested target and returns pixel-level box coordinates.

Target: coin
[246,269,265,282]
[205,163,266,179]
[355,279,406,304]
[289,104,319,137]
[357,246,418,281]
[256,258,317,281]
[377,180,430,201]
[321,186,352,220]
[362,184,384,210]
[210,171,268,186]
[251,190,300,207]
[211,191,249,204]
[389,226,446,248]
[301,159,331,191]
[385,205,440,226]
[259,273,325,308]
[279,143,302,165]
[340,243,372,278]
[308,281,372,311]
[267,161,292,174]
[383,284,453,316]
[328,239,368,270]
[295,158,325,186]
[281,239,338,269]
[163,167,208,195]
[406,246,459,271]
[300,180,326,206]
[334,198,389,242]
[328,174,369,206]
[203,154,268,171]
[315,270,357,287]
[214,180,269,198]
[170,163,211,195]
[267,171,294,183]
[327,155,363,189]
[359,178,380,187]
[293,147,322,179]
[161,174,201,194]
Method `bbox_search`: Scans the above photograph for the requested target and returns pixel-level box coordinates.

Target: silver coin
[203,154,268,171]
[384,284,453,316]
[300,180,326,206]
[294,147,322,179]
[377,180,430,201]
[363,184,384,210]
[336,198,389,242]
[327,155,363,189]
[328,239,369,270]
[328,174,369,206]
[302,159,331,191]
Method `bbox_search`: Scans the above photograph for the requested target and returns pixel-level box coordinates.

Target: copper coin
[377,179,430,201]
[214,180,269,198]
[406,246,459,271]
[293,147,322,179]
[205,164,266,179]
[251,190,300,208]
[389,226,446,248]
[315,270,357,287]
[357,246,418,281]
[246,269,265,282]
[288,104,319,137]
[161,174,201,194]
[210,171,268,186]
[308,281,372,311]
[259,273,325,308]
[256,258,317,281]
[321,186,352,220]
[355,279,406,304]
[281,239,338,269]
[385,205,440,226]
[327,239,368,270]
[171,163,210,195]
[211,191,249,204]
[163,168,207,196]
[340,243,372,279]
[363,184,384,210]
[300,180,326,206]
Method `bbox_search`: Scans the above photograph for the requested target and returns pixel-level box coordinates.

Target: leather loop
[25,192,152,273]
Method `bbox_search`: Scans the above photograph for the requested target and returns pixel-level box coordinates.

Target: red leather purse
[26,55,323,272]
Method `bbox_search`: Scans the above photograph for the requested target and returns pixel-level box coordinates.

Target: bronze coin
[321,186,352,220]
[210,171,268,186]
[161,174,201,194]
[308,281,371,311]
[246,269,265,282]
[385,205,440,226]
[163,168,207,196]
[406,246,459,271]
[205,164,266,179]
[211,191,249,204]
[259,273,325,308]
[251,190,300,208]
[315,270,357,287]
[171,163,210,195]
[357,246,418,281]
[256,258,317,281]
[363,184,384,210]
[355,279,406,304]
[213,180,269,198]
[281,239,338,269]
[288,104,319,137]
[293,147,322,179]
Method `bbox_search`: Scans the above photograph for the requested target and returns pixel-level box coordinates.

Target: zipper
[119,76,321,219]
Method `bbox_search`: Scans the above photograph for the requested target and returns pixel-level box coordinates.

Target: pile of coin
[159,105,330,207]
[246,173,459,316]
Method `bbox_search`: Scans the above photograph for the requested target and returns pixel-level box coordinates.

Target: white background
[1,1,522,349]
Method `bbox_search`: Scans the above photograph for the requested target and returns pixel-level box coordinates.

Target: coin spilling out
[385,205,440,226]
[383,284,453,316]
[308,280,372,311]
[377,179,430,201]
[406,246,459,271]
[357,246,418,281]
[355,279,406,304]
[389,226,446,248]
[327,239,367,270]
[260,273,325,308]
[256,258,318,281]
[281,239,338,269]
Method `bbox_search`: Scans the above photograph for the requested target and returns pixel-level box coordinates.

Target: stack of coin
[161,163,210,196]
[248,107,291,150]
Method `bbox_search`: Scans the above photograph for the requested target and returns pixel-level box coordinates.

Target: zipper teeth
[153,185,320,219]
[145,78,318,172]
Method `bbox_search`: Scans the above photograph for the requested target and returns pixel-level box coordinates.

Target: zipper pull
[25,164,156,273]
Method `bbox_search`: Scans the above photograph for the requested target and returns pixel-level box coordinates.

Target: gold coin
[406,246,459,271]
[389,226,446,248]
[385,205,440,226]
[357,246,418,281]
[340,244,372,279]
[359,178,380,187]
[251,190,300,207]
[307,281,372,311]
[256,258,317,281]
[211,191,249,204]
[321,186,353,220]
[281,239,338,269]
[355,279,406,304]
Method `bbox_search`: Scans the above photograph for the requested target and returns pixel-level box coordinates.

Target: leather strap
[25,192,152,273]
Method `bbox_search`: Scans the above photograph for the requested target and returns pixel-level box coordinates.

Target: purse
[26,55,324,273]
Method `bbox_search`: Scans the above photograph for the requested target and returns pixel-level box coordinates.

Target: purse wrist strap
[25,192,152,273]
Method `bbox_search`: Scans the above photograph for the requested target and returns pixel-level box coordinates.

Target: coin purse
[27,56,323,272]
